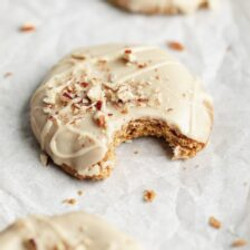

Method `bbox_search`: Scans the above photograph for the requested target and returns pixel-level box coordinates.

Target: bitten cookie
[109,0,217,15]
[0,211,142,250]
[31,44,213,180]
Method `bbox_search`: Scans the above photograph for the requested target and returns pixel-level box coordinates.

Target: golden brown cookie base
[109,0,210,15]
[60,118,205,181]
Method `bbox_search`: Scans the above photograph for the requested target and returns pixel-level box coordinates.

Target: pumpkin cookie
[0,211,142,249]
[30,44,213,180]
[109,0,217,15]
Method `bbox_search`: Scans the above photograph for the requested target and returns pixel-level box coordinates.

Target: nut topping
[94,111,107,128]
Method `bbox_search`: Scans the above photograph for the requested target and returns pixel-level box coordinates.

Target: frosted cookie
[109,0,217,15]
[30,44,213,180]
[0,211,142,250]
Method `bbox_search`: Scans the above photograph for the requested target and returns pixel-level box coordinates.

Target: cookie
[30,44,213,180]
[0,211,142,250]
[109,0,217,15]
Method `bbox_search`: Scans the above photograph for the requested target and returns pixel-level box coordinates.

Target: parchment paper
[0,0,250,249]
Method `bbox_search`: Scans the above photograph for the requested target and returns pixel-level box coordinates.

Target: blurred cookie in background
[109,0,217,15]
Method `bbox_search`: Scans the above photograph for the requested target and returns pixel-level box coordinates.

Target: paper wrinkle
[0,0,250,249]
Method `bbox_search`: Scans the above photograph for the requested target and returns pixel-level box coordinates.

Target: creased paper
[0,0,249,249]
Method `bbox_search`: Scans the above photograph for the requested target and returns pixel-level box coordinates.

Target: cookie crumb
[231,239,247,248]
[209,216,221,229]
[3,72,12,78]
[143,190,156,202]
[19,23,36,32]
[77,190,84,196]
[167,41,185,51]
[62,198,77,205]
[39,153,49,167]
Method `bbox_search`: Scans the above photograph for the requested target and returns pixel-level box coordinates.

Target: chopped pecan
[20,23,36,32]
[167,41,185,51]
[95,100,103,111]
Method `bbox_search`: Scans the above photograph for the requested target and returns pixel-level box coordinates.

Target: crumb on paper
[209,216,221,229]
[77,190,84,196]
[62,198,77,205]
[231,239,247,248]
[19,23,36,32]
[167,41,185,51]
[134,150,139,154]
[39,153,49,167]
[143,190,156,202]
[3,72,13,78]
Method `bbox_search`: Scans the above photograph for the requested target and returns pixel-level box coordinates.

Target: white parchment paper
[0,0,250,249]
